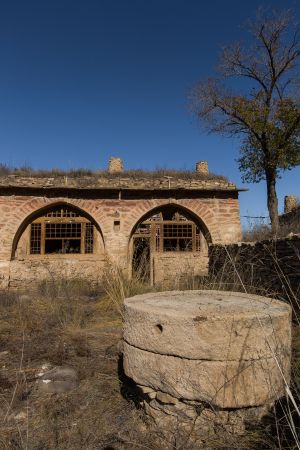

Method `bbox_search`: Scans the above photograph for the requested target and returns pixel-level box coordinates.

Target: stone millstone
[123,341,289,408]
[123,290,291,409]
[123,290,291,360]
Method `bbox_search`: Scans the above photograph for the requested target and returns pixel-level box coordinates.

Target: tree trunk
[265,169,279,235]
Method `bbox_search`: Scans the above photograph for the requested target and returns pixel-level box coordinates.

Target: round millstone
[123,290,291,361]
[123,290,291,409]
[123,341,289,408]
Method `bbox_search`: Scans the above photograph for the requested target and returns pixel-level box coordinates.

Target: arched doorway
[131,205,210,284]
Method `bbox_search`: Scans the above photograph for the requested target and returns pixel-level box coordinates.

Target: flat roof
[0,174,244,192]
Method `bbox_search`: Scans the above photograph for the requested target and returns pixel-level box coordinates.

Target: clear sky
[0,0,299,228]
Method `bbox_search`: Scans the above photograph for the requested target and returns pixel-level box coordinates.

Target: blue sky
[0,0,300,228]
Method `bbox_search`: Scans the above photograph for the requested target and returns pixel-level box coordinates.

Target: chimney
[284,195,298,214]
[108,157,124,174]
[195,160,209,175]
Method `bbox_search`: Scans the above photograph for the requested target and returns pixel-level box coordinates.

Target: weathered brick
[0,180,242,288]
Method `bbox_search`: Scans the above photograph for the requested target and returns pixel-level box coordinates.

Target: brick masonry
[0,180,242,289]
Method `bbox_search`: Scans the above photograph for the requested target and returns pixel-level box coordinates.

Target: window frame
[133,212,202,253]
[29,208,95,256]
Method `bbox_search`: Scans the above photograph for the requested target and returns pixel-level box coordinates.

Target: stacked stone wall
[209,236,300,302]
[279,206,300,230]
[0,175,236,190]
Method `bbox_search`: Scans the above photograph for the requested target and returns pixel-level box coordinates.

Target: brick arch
[177,199,221,243]
[124,200,219,246]
[11,199,105,259]
[128,202,213,244]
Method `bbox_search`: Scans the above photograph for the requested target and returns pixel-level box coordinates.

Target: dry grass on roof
[0,163,229,182]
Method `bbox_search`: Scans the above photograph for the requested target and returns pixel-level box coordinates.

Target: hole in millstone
[155,324,163,333]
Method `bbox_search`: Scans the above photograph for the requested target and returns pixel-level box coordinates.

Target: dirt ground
[0,282,299,450]
[0,284,152,450]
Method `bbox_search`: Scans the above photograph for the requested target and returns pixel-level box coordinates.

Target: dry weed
[0,261,299,449]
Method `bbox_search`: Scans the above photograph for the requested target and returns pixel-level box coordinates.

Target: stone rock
[123,289,291,434]
[156,391,178,405]
[138,385,157,399]
[14,411,27,421]
[144,397,268,436]
[147,398,196,420]
[123,290,291,361]
[36,365,78,394]
[138,385,156,394]
[116,339,124,355]
[123,341,289,409]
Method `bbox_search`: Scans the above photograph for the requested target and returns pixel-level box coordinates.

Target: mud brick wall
[209,236,300,301]
[8,258,106,289]
[153,253,208,285]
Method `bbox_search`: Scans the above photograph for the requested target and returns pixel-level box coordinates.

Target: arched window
[28,205,95,255]
[132,206,205,253]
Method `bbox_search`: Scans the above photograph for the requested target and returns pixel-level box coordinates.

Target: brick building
[0,159,243,289]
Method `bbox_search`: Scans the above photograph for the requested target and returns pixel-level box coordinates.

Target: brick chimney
[284,195,298,214]
[195,161,209,175]
[108,157,124,174]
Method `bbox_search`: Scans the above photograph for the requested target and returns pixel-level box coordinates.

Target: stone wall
[209,235,300,302]
[0,174,236,190]
[279,205,300,231]
[8,258,106,289]
[0,192,242,289]
[153,252,208,285]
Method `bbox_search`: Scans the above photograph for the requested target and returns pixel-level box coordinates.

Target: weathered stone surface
[196,161,209,175]
[138,385,156,395]
[123,341,289,408]
[284,195,298,214]
[108,157,124,174]
[36,366,79,394]
[144,398,267,436]
[14,411,28,421]
[156,391,178,405]
[123,290,291,360]
[0,174,236,190]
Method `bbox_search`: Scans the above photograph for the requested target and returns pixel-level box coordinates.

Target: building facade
[0,160,243,289]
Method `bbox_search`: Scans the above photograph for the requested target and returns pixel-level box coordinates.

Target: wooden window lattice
[163,223,193,238]
[45,223,82,239]
[30,223,41,254]
[133,210,202,253]
[29,207,94,255]
[85,223,94,254]
[45,207,80,218]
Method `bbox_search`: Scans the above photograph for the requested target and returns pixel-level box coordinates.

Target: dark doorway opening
[132,237,150,282]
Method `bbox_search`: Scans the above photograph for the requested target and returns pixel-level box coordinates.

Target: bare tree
[191,9,300,234]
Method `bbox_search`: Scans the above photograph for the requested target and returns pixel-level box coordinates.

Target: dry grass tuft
[243,219,300,242]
